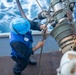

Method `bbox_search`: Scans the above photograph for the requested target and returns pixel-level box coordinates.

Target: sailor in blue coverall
[9,18,46,75]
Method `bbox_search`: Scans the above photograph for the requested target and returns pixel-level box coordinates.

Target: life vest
[9,31,33,57]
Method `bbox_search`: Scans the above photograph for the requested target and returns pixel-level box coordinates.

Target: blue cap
[10,18,30,34]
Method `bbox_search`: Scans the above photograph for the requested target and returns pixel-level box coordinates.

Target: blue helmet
[10,18,30,34]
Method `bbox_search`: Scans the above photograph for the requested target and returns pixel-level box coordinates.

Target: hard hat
[10,18,30,34]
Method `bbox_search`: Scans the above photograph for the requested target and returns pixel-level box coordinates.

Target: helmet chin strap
[13,26,21,35]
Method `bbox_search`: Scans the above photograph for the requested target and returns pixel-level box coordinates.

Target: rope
[38,46,43,75]
[38,26,47,75]
[16,0,28,19]
[35,1,58,75]
[36,0,43,11]
[38,8,58,75]
[38,10,56,75]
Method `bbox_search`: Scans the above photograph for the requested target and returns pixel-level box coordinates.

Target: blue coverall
[10,20,41,73]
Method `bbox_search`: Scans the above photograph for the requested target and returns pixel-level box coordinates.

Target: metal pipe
[49,1,76,75]
[50,0,76,53]
[57,50,76,75]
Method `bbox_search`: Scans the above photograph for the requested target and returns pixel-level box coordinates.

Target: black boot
[29,58,37,65]
[13,71,21,75]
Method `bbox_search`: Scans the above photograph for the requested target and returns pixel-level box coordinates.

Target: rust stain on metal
[68,53,76,60]
[70,65,76,74]
[68,54,76,74]
[71,67,75,74]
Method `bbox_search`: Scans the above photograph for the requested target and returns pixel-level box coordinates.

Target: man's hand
[32,40,45,51]
[36,41,45,48]
[40,24,46,29]
[40,24,47,32]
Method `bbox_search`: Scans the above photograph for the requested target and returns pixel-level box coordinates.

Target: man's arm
[32,41,45,51]
[29,20,46,31]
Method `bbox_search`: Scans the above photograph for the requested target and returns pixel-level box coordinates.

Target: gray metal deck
[0,51,63,75]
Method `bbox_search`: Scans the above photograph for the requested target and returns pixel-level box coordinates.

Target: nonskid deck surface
[0,51,62,75]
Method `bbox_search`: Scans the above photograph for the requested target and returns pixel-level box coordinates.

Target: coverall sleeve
[29,20,42,31]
